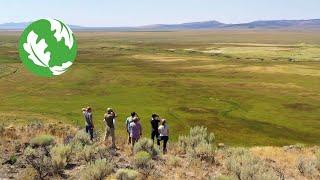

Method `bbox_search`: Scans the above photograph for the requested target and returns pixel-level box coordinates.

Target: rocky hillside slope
[0,122,319,180]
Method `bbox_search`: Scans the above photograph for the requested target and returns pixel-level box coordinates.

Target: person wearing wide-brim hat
[103,107,117,149]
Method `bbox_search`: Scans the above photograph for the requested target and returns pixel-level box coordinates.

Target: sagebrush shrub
[80,159,113,180]
[134,151,152,169]
[315,149,320,170]
[50,144,72,174]
[133,138,159,158]
[78,145,97,162]
[17,167,39,180]
[23,146,53,179]
[96,145,109,159]
[0,123,4,135]
[168,156,181,167]
[116,168,139,180]
[226,148,278,180]
[194,142,215,162]
[178,126,215,162]
[73,130,91,146]
[210,175,235,180]
[29,135,55,147]
[297,157,318,178]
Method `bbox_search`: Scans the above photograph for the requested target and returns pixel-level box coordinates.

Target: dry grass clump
[80,158,113,180]
[116,168,139,180]
[178,126,215,163]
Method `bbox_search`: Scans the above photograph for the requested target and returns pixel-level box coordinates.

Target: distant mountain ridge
[1,19,320,31]
[225,19,320,29]
[140,20,224,29]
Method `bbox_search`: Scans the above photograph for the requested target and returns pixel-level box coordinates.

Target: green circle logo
[18,19,77,77]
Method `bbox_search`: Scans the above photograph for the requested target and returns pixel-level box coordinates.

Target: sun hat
[107,107,113,113]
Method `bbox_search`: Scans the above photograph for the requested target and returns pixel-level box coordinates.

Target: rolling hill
[0,19,319,31]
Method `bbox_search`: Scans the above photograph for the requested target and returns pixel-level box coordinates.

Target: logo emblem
[18,19,77,77]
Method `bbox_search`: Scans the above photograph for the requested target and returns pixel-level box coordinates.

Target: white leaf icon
[48,19,74,49]
[49,61,73,75]
[23,31,51,67]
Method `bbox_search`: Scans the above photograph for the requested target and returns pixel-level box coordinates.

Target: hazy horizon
[1,18,320,28]
[1,0,320,27]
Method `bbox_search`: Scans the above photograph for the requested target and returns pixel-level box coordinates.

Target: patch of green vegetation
[0,30,320,146]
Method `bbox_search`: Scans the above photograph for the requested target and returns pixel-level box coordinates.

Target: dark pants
[151,130,159,143]
[85,125,94,140]
[127,130,131,144]
[157,136,169,153]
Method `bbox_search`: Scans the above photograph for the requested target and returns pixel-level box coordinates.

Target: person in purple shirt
[129,116,142,152]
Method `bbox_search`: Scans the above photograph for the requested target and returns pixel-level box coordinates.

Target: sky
[0,0,319,27]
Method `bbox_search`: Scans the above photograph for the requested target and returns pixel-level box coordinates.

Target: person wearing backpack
[82,107,94,141]
[157,119,169,154]
[125,112,137,144]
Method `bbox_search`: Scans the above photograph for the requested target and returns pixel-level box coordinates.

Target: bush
[24,146,53,179]
[0,123,4,135]
[50,144,72,174]
[116,169,139,180]
[297,157,318,178]
[316,149,320,170]
[96,145,109,159]
[134,151,152,169]
[17,167,39,180]
[7,155,17,165]
[78,145,97,162]
[178,126,215,162]
[80,159,113,180]
[168,156,181,167]
[226,148,278,180]
[133,138,159,158]
[210,175,235,180]
[73,130,91,146]
[30,135,55,147]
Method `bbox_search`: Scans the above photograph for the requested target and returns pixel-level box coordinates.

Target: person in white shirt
[157,119,169,154]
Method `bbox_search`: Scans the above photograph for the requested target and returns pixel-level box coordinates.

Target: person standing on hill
[150,113,160,144]
[104,108,117,149]
[82,107,94,141]
[158,119,169,154]
[130,116,142,152]
[125,112,137,144]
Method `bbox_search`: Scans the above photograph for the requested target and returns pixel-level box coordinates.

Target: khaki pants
[104,126,116,148]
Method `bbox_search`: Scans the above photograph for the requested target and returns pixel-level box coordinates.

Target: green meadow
[1,30,320,146]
